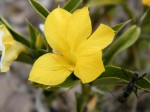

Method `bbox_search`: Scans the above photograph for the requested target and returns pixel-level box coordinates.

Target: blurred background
[0,0,150,112]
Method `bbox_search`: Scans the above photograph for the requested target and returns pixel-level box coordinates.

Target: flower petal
[29,53,73,85]
[0,24,26,72]
[142,0,150,6]
[74,52,104,83]
[78,24,115,56]
[44,7,71,54]
[0,25,14,44]
[66,7,92,51]
[1,41,26,72]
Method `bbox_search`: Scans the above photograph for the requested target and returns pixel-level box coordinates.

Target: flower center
[70,53,77,65]
[65,51,77,66]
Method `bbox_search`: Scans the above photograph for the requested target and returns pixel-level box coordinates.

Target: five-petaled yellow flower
[142,0,150,6]
[0,24,26,72]
[29,7,115,86]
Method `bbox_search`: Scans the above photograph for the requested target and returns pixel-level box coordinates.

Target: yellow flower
[0,24,26,72]
[142,0,150,6]
[29,7,115,86]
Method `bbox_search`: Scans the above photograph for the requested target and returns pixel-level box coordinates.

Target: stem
[122,3,134,20]
[76,84,91,112]
[81,84,91,98]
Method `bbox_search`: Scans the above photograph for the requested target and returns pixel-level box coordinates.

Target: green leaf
[63,0,83,12]
[112,20,131,34]
[138,9,149,27]
[93,66,150,92]
[0,17,30,47]
[86,0,124,7]
[29,0,49,20]
[140,9,150,39]
[56,74,80,88]
[16,53,34,64]
[36,49,48,56]
[93,78,123,85]
[44,74,80,91]
[103,25,141,64]
[31,82,52,90]
[27,21,37,49]
[27,21,41,49]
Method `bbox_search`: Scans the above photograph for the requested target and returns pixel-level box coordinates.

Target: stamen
[68,66,74,72]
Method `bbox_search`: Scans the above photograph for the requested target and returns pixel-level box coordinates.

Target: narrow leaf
[86,0,124,7]
[16,53,34,64]
[28,21,37,49]
[45,74,80,91]
[138,9,149,27]
[29,0,49,20]
[0,17,30,47]
[56,74,80,88]
[27,21,40,49]
[93,66,150,92]
[103,25,141,64]
[112,20,131,34]
[36,49,48,56]
[63,0,83,12]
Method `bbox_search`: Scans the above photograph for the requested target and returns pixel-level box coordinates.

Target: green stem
[122,3,134,20]
[81,84,91,98]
